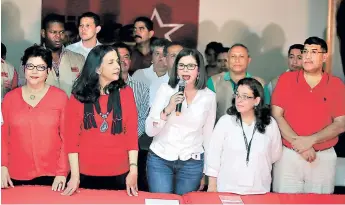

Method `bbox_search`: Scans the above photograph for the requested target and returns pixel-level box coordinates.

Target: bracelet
[129,163,138,167]
[163,107,171,116]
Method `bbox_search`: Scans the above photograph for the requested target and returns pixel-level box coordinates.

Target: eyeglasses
[233,93,254,101]
[25,64,48,71]
[301,49,326,56]
[177,63,198,70]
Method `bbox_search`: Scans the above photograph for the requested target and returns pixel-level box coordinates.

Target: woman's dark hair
[168,48,207,90]
[72,45,126,103]
[21,44,52,69]
[227,78,271,133]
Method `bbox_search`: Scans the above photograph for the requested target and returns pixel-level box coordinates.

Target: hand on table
[1,166,14,189]
[61,175,79,196]
[52,176,66,192]
[126,171,138,196]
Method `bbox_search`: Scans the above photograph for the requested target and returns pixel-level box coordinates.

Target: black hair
[229,43,250,57]
[216,47,230,57]
[1,43,7,58]
[112,42,132,56]
[168,48,207,90]
[42,13,65,30]
[21,44,52,69]
[163,41,184,56]
[72,45,126,103]
[133,16,153,31]
[150,38,171,54]
[79,12,101,27]
[288,44,304,55]
[119,24,135,43]
[227,78,271,133]
[205,41,223,57]
[304,36,328,52]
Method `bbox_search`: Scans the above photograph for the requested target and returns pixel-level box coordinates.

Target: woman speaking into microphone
[145,48,216,195]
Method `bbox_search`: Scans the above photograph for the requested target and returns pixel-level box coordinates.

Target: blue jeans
[146,150,204,195]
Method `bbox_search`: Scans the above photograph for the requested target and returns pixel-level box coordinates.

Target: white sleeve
[270,117,283,163]
[202,93,217,172]
[145,84,169,137]
[205,116,227,177]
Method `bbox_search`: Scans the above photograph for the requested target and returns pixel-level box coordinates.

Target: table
[1,186,182,204]
[2,186,345,204]
[183,192,345,204]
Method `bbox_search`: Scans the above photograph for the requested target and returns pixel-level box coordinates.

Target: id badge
[237,166,254,187]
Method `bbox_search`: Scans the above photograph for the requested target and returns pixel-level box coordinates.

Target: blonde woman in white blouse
[206,78,282,195]
[145,48,216,195]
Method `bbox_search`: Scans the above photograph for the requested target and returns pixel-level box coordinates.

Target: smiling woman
[1,45,69,191]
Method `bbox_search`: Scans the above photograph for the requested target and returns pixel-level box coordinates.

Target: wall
[1,0,42,83]
[198,0,344,82]
[1,0,343,82]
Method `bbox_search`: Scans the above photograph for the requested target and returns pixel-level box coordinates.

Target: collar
[297,70,330,85]
[79,39,101,49]
[224,72,252,81]
[126,75,133,83]
[42,44,66,55]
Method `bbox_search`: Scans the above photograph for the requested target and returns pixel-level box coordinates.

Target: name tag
[1,72,8,77]
[71,67,79,72]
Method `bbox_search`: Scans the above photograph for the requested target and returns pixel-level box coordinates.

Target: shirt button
[310,90,313,92]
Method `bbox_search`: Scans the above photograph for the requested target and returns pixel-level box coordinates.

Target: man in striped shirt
[113,42,150,138]
[113,42,150,191]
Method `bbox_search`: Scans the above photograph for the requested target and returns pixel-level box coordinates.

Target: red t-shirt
[1,86,69,180]
[65,86,138,176]
[272,70,345,150]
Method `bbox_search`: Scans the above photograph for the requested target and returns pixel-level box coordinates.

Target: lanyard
[240,119,257,166]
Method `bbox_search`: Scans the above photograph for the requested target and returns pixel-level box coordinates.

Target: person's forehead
[289,49,302,55]
[80,17,96,24]
[154,47,164,52]
[217,52,228,59]
[134,21,147,28]
[47,22,65,30]
[304,44,322,49]
[168,45,183,53]
[229,46,248,54]
[118,47,130,55]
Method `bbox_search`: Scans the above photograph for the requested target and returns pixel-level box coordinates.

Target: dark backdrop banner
[42,0,200,48]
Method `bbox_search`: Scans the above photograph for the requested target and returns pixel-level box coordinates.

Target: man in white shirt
[66,12,102,58]
[132,38,171,106]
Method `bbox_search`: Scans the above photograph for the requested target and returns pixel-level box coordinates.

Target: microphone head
[178,79,186,87]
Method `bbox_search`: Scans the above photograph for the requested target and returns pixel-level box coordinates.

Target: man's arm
[271,105,297,143]
[311,116,345,144]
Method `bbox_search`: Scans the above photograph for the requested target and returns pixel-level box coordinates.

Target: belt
[284,145,332,152]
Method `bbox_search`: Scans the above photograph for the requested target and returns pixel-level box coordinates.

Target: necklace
[30,95,36,100]
[94,95,113,133]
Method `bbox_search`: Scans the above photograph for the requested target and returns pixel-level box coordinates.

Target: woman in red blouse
[1,45,68,191]
[62,45,139,196]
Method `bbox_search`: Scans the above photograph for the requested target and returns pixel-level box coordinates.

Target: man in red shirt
[272,36,345,194]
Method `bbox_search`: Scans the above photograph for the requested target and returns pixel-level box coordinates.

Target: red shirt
[1,86,69,180]
[272,71,345,150]
[65,86,138,176]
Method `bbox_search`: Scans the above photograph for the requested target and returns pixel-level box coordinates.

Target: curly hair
[227,78,271,133]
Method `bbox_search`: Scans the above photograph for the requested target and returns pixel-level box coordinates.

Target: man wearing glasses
[41,13,85,97]
[206,43,268,123]
[272,36,345,194]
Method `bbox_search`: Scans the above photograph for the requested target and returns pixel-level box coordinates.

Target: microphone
[176,79,186,116]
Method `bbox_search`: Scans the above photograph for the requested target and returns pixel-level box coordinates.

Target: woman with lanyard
[1,45,68,190]
[62,45,139,196]
[206,78,282,194]
[145,48,216,195]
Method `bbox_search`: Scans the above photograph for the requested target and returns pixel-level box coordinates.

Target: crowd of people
[1,11,345,197]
